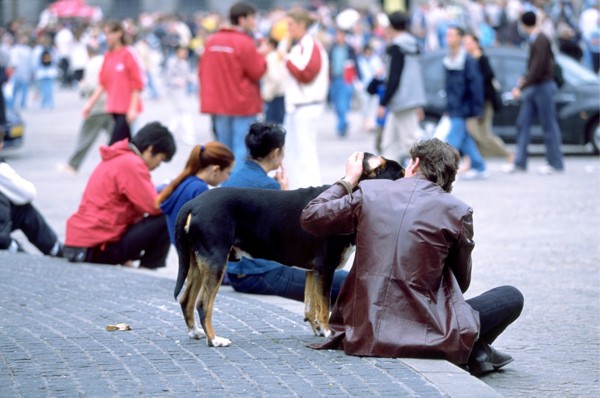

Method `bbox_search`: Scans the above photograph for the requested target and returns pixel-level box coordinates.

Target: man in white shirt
[0,134,63,256]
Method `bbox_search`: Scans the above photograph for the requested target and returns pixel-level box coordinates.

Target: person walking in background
[503,11,564,175]
[328,28,360,138]
[300,140,523,376]
[222,121,348,302]
[280,8,329,189]
[7,34,33,111]
[166,46,196,145]
[261,36,286,125]
[64,122,176,269]
[156,142,234,245]
[462,32,512,168]
[199,1,267,172]
[58,45,114,175]
[34,49,58,110]
[443,26,487,180]
[54,22,74,88]
[0,133,63,257]
[83,20,144,145]
[356,42,384,133]
[377,11,426,167]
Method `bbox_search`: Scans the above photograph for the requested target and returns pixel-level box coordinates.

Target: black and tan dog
[173,153,404,347]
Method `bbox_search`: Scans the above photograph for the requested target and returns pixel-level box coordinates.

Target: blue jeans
[37,78,54,109]
[446,117,486,172]
[213,115,256,170]
[514,81,564,170]
[10,77,29,110]
[264,96,285,125]
[228,262,349,304]
[329,77,353,136]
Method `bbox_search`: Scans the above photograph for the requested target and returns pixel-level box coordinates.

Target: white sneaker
[56,162,77,176]
[501,163,525,174]
[537,164,563,175]
[461,169,490,180]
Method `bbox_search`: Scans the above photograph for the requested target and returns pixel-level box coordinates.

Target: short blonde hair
[287,8,315,27]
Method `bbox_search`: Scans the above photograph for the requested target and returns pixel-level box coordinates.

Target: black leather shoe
[468,343,514,376]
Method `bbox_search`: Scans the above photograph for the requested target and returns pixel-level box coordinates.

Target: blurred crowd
[0,0,597,114]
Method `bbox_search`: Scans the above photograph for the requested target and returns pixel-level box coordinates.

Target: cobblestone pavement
[1,252,487,397]
[2,87,599,396]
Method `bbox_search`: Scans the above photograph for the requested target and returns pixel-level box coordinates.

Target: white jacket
[0,161,37,205]
[283,34,329,113]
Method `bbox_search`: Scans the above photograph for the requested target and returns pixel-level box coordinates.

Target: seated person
[64,122,176,269]
[222,121,349,303]
[0,133,63,256]
[300,139,523,376]
[155,142,235,245]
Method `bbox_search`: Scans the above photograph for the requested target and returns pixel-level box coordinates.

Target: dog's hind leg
[197,265,231,347]
[304,271,325,336]
[313,271,333,338]
[179,257,205,340]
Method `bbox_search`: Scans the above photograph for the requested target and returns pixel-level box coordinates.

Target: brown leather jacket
[300,176,480,364]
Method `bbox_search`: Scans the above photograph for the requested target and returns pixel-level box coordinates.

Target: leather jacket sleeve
[446,209,475,293]
[300,182,360,236]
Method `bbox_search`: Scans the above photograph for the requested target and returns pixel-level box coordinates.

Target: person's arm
[446,210,475,293]
[121,160,162,216]
[0,162,37,205]
[126,50,145,124]
[379,45,404,108]
[82,85,105,118]
[466,57,484,118]
[300,152,364,236]
[126,89,141,125]
[243,37,267,82]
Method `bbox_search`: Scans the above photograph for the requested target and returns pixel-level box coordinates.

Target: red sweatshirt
[199,28,266,116]
[65,140,160,248]
[99,46,144,114]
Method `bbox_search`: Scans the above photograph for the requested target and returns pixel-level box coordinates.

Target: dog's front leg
[304,271,330,336]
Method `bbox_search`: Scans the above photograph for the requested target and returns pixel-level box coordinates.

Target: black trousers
[0,192,58,254]
[109,113,131,145]
[85,215,170,269]
[466,285,524,345]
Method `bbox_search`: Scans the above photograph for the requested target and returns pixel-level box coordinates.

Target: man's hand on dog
[343,152,364,189]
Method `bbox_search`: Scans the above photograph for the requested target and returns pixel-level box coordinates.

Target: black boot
[468,342,514,376]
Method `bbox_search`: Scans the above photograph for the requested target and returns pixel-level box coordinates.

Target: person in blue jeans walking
[222,122,348,303]
[328,29,360,138]
[503,11,565,175]
[443,26,487,180]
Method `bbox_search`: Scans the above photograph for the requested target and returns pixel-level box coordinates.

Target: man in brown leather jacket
[300,138,523,376]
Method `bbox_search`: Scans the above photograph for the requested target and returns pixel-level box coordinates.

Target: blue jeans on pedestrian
[446,117,486,172]
[329,77,353,136]
[213,115,256,171]
[264,96,285,125]
[37,78,54,109]
[514,81,564,170]
[228,259,348,304]
[10,77,29,110]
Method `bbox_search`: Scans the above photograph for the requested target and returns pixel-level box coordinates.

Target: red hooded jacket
[65,140,161,248]
[199,28,266,116]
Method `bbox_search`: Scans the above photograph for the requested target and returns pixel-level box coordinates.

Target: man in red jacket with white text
[199,2,267,171]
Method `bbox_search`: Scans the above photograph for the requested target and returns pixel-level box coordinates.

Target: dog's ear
[361,153,405,181]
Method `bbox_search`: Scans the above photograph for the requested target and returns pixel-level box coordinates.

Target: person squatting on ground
[503,11,565,175]
[83,20,144,145]
[300,138,523,376]
[221,121,348,302]
[280,8,329,189]
[0,133,63,257]
[377,11,426,167]
[199,1,267,172]
[64,122,176,269]
[156,142,234,246]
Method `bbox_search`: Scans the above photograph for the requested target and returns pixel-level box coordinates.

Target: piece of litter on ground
[106,323,132,331]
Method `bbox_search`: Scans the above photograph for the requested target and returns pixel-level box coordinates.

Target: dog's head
[361,153,405,181]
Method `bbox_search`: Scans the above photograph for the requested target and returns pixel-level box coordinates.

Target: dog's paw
[208,336,231,347]
[188,328,206,340]
[322,328,331,338]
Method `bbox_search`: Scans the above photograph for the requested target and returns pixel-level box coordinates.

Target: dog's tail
[173,209,192,300]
